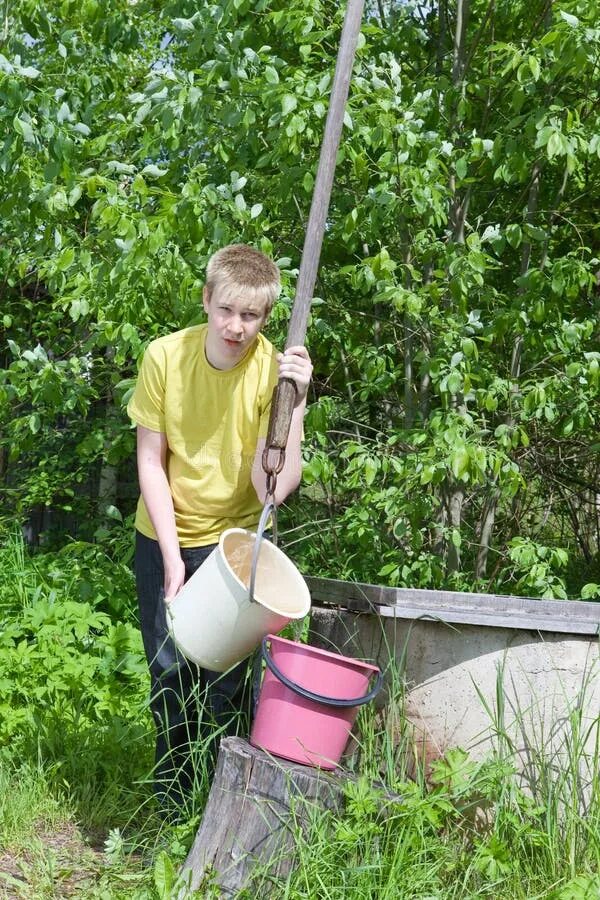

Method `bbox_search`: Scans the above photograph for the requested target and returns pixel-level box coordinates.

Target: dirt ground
[0,824,107,899]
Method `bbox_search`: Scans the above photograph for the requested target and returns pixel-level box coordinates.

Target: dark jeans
[134,530,251,813]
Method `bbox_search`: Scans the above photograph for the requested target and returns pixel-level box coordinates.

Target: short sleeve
[127,341,167,432]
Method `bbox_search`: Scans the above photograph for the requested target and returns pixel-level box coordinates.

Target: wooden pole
[264,0,365,458]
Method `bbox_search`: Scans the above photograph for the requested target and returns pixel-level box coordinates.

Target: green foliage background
[1,0,599,599]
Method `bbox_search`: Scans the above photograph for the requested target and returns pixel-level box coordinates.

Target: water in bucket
[166,529,311,672]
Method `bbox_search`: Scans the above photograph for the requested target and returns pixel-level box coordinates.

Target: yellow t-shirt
[127,324,279,546]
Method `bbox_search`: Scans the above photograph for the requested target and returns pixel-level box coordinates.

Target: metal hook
[248,498,278,603]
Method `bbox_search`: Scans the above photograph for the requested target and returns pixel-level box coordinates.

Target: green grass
[243,623,600,899]
[0,761,67,849]
[0,531,598,898]
[245,697,599,900]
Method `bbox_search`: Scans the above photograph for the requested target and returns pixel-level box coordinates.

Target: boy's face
[203,285,268,370]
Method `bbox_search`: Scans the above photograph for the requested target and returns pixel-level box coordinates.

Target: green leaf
[505,224,522,248]
[524,224,547,242]
[455,156,468,179]
[302,171,314,193]
[560,11,579,26]
[447,371,462,395]
[451,448,469,479]
[528,56,540,81]
[106,160,136,175]
[532,300,545,323]
[134,101,151,124]
[231,173,247,191]
[29,414,41,434]
[57,102,71,124]
[264,65,279,84]
[364,456,378,486]
[547,131,561,159]
[153,851,175,900]
[70,298,90,320]
[420,465,435,485]
[172,16,197,34]
[250,203,263,219]
[140,164,167,178]
[57,247,75,271]
[461,338,476,358]
[68,185,82,206]
[13,116,35,144]
[281,94,297,115]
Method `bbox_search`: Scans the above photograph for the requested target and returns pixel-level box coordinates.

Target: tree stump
[178,736,353,897]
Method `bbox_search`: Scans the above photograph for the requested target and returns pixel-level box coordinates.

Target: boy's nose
[229,315,243,336]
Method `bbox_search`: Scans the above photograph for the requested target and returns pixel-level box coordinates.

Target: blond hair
[205,244,281,313]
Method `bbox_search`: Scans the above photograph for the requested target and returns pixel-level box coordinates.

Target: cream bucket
[166,526,311,672]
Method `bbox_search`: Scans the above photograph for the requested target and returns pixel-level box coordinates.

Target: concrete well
[306,579,600,802]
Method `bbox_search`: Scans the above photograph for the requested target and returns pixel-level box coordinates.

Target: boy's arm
[251,346,312,505]
[136,425,186,602]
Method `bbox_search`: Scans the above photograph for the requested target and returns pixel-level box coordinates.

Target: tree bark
[451,0,470,84]
[441,0,471,576]
[179,737,356,897]
[475,488,500,580]
[475,160,541,577]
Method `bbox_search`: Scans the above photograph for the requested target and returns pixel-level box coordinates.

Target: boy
[127,244,312,813]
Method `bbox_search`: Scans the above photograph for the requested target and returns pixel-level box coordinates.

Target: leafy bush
[0,532,151,822]
[0,598,147,753]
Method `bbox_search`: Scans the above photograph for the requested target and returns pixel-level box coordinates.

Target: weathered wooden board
[178,737,353,897]
[305,576,600,635]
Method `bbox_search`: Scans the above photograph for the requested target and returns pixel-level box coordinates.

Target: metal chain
[261,445,284,548]
[262,445,286,477]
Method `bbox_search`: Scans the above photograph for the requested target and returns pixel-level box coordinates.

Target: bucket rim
[262,635,383,706]
[265,632,380,674]
[219,528,311,619]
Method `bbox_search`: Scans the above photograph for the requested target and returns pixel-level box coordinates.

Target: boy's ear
[202,286,210,313]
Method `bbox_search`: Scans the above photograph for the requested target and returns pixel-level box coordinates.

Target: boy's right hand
[164,557,186,604]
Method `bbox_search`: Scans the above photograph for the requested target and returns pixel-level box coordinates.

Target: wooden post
[178,737,353,897]
[264,0,365,456]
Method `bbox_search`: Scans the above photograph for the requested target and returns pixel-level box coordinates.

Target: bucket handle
[248,501,276,604]
[261,637,383,708]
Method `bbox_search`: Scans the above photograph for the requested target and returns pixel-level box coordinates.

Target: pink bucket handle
[261,637,383,708]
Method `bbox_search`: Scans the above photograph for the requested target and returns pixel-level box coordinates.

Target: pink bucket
[250,634,383,769]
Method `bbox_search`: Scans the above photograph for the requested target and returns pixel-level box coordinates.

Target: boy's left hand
[277,346,313,406]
